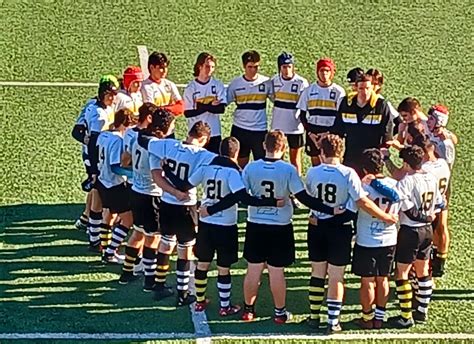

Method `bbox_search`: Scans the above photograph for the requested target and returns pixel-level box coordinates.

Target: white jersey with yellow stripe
[184,78,226,137]
[227,74,271,131]
[296,82,345,130]
[114,90,143,118]
[141,77,182,107]
[270,73,309,134]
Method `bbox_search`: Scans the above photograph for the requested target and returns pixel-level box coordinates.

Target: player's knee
[119,211,133,228]
[177,241,194,259]
[144,233,160,248]
[199,262,212,271]
[159,235,176,254]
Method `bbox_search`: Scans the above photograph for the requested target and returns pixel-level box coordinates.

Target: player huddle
[71,50,458,334]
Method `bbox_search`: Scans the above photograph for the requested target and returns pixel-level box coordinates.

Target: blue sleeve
[111,164,133,178]
[370,179,400,202]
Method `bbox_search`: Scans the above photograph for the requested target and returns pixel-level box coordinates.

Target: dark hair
[114,109,133,128]
[193,52,216,77]
[264,130,286,153]
[407,121,425,141]
[189,121,211,139]
[148,52,169,72]
[320,134,345,158]
[138,102,158,123]
[399,145,425,170]
[398,97,421,114]
[220,137,240,157]
[361,148,384,174]
[347,67,364,83]
[412,134,434,152]
[148,108,174,138]
[356,73,373,84]
[242,50,260,66]
[366,68,384,92]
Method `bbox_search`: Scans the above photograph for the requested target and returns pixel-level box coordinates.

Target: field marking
[137,45,150,80]
[1,332,473,341]
[0,81,190,88]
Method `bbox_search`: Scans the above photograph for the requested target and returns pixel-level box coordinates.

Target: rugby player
[114,66,144,119]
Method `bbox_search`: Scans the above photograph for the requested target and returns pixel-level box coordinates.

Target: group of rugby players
[71,50,458,334]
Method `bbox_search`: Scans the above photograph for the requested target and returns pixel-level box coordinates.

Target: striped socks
[155,252,170,287]
[416,276,433,314]
[142,246,157,286]
[87,211,102,246]
[309,277,325,320]
[122,246,139,274]
[375,305,386,322]
[176,259,191,297]
[396,279,413,320]
[105,224,129,255]
[218,274,231,309]
[195,269,208,303]
[327,299,343,326]
[100,223,112,249]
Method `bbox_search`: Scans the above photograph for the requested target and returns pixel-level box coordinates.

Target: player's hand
[276,198,285,207]
[160,158,168,168]
[361,174,375,185]
[175,190,190,202]
[308,215,318,226]
[427,214,436,223]
[308,132,320,147]
[386,140,404,150]
[91,174,97,184]
[199,206,210,218]
[83,135,90,145]
[211,99,221,106]
[334,206,345,215]
[384,213,398,225]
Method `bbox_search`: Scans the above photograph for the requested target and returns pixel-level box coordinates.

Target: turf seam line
[1,332,473,340]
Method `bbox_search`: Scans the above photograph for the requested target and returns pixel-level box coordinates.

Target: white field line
[0,81,191,88]
[137,45,150,80]
[0,332,473,341]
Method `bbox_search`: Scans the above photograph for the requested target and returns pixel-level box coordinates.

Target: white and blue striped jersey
[270,73,309,134]
[131,133,162,197]
[227,74,271,131]
[148,139,216,205]
[398,171,442,227]
[305,163,367,219]
[189,163,244,226]
[97,131,125,188]
[184,78,227,137]
[356,177,402,248]
[243,159,304,225]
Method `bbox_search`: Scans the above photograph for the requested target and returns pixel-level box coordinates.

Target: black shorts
[243,221,295,268]
[352,244,396,277]
[305,131,321,157]
[131,189,160,235]
[230,125,266,160]
[195,221,239,267]
[96,180,131,214]
[396,225,433,264]
[307,223,353,266]
[287,133,304,149]
[159,201,198,245]
[205,135,222,154]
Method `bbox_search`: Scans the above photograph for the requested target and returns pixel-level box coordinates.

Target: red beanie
[123,66,144,90]
[316,58,336,73]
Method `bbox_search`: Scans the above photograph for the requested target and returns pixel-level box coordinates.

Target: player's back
[422,158,451,197]
[97,131,125,188]
[84,102,114,134]
[357,177,401,247]
[149,139,216,205]
[398,172,440,227]
[306,163,362,219]
[191,158,243,226]
[243,159,302,225]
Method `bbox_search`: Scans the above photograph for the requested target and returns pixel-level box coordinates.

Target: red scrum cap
[123,66,144,91]
[316,58,336,73]
[428,104,449,127]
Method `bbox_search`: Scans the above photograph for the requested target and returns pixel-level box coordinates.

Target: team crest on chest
[258,84,266,92]
[165,84,171,92]
[291,84,298,93]
[330,90,336,100]
[211,85,216,94]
